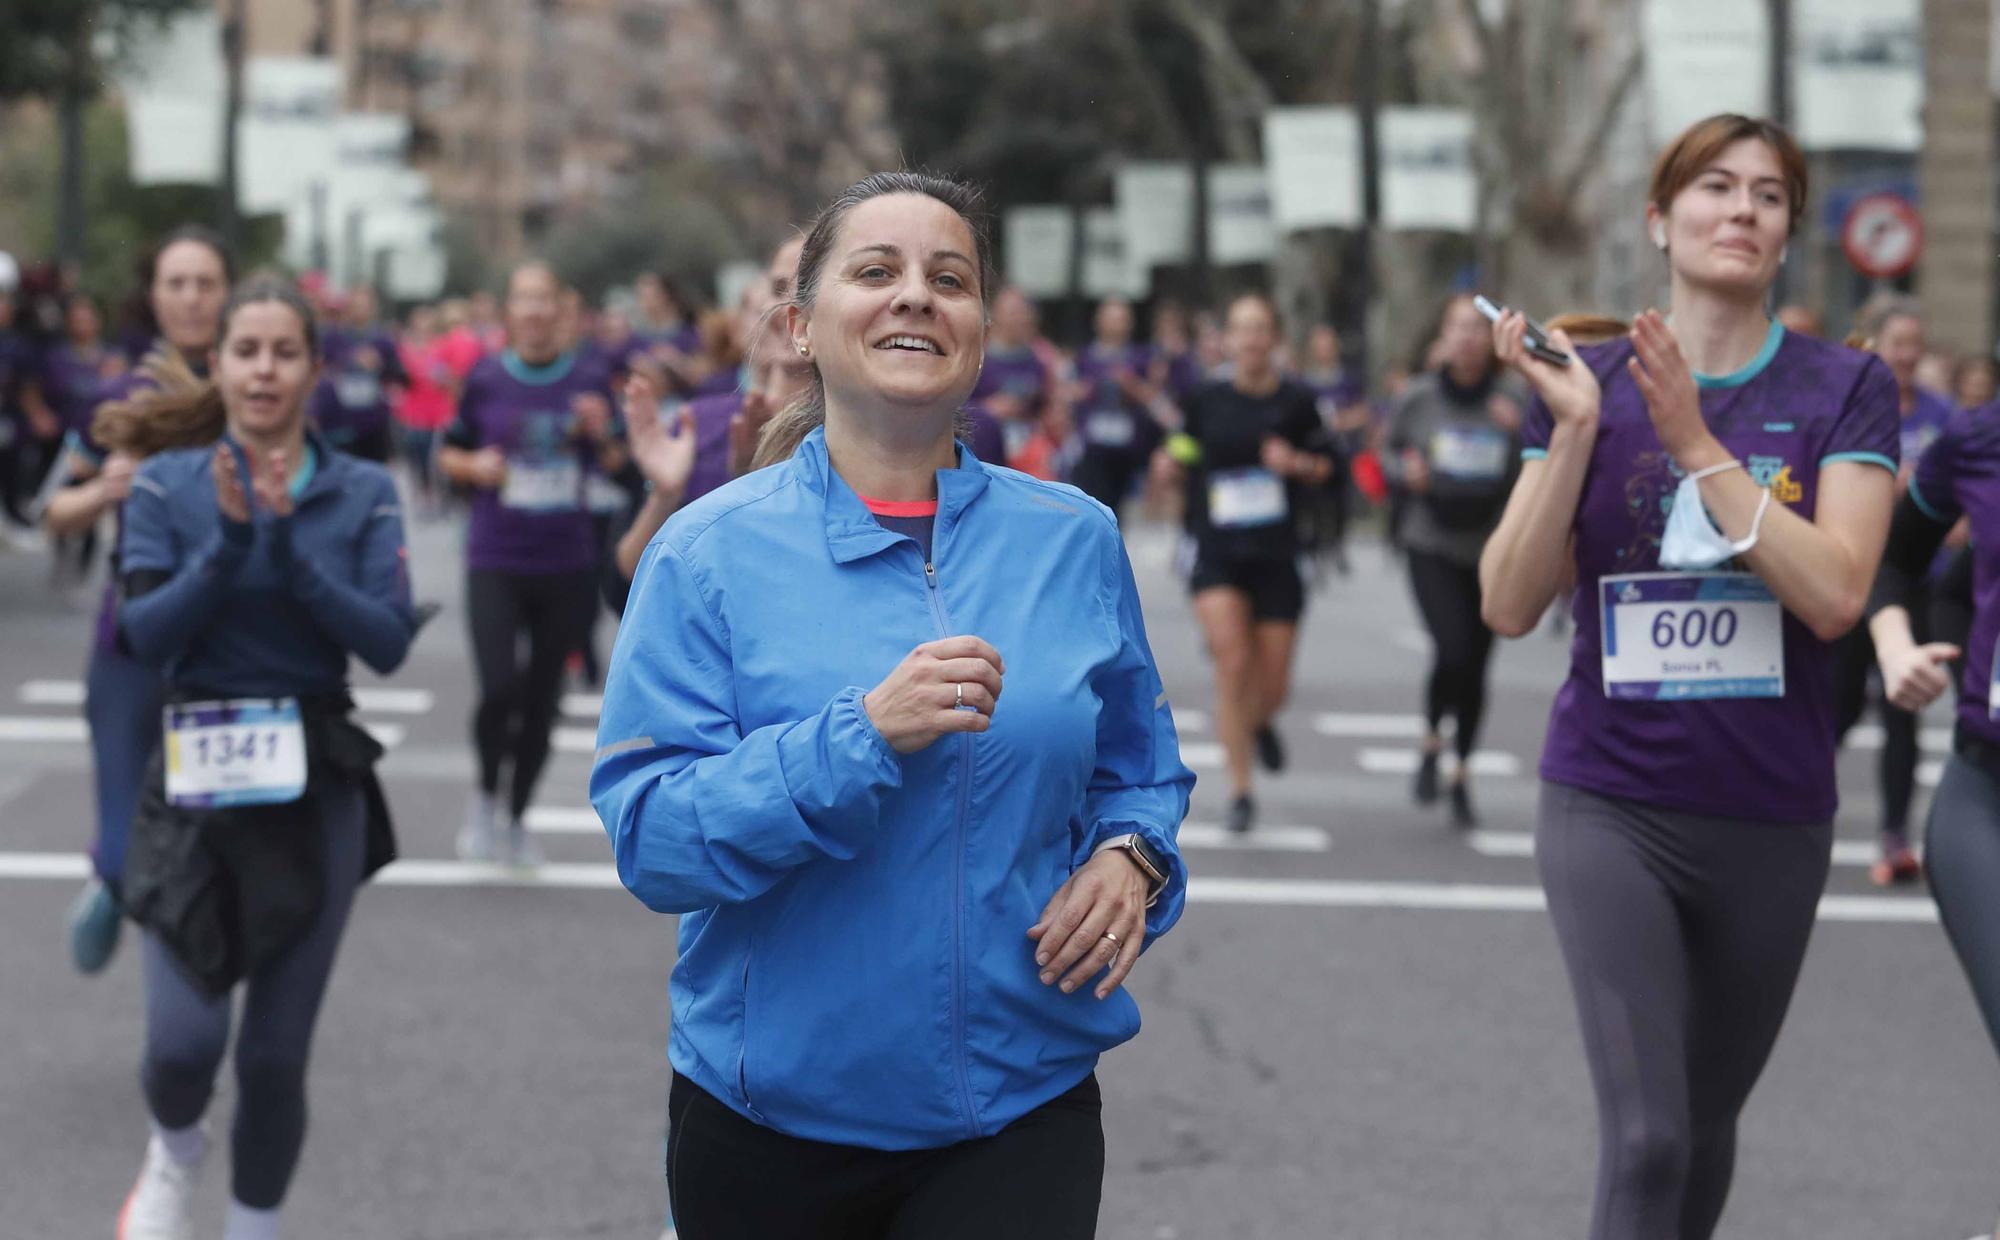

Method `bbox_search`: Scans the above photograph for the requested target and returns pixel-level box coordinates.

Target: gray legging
[1926,755,2000,1052]
[1536,781,1832,1240]
[140,779,367,1210]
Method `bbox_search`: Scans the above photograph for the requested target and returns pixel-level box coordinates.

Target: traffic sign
[1841,193,1922,280]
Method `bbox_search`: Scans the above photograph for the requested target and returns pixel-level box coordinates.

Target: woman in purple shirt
[1480,114,1899,1240]
[1066,297,1164,519]
[438,261,624,866]
[1870,410,2000,1240]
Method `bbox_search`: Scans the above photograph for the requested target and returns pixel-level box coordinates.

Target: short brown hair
[1649,114,1809,236]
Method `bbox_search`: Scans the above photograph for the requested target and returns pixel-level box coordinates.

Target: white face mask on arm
[1658,460,1771,571]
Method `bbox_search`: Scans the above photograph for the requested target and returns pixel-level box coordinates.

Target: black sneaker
[1226,794,1255,834]
[1450,780,1477,829]
[1254,724,1286,773]
[1413,750,1441,805]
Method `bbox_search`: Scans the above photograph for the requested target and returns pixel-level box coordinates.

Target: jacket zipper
[922,555,980,1140]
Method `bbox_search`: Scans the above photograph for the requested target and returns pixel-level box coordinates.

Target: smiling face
[216,299,319,440]
[152,239,229,356]
[1650,137,1791,297]
[794,193,985,417]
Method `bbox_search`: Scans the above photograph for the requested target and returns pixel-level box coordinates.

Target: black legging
[1406,549,1495,759]
[667,1072,1103,1240]
[1929,749,2000,1056]
[1069,449,1145,519]
[1538,781,1831,1240]
[141,779,366,1209]
[467,568,598,818]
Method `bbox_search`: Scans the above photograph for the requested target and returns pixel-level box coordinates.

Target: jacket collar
[791,427,993,564]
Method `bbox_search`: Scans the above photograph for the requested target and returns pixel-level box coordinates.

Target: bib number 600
[1650,606,1739,650]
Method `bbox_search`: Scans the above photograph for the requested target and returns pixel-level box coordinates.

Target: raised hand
[212,444,250,524]
[1494,313,1599,432]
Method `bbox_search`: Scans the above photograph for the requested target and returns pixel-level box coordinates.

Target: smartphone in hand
[1473,294,1572,367]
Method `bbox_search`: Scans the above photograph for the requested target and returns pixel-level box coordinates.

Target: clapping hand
[624,371,696,500]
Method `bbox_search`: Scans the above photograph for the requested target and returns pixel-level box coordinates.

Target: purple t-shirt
[1910,408,2000,744]
[1523,323,1900,823]
[1074,342,1158,458]
[445,350,615,574]
[1901,388,1955,468]
[683,390,741,504]
[969,345,1050,463]
[38,342,124,438]
[310,326,405,450]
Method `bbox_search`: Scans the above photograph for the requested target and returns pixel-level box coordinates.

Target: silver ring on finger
[1101,930,1121,949]
[955,682,964,709]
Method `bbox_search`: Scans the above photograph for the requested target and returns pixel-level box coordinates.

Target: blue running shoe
[69,877,124,974]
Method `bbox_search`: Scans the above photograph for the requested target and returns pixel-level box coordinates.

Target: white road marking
[361,722,407,749]
[1177,824,1329,852]
[561,693,603,720]
[1312,713,1428,739]
[1169,707,1209,734]
[1178,742,1222,769]
[1356,748,1522,777]
[351,687,436,715]
[0,851,1942,921]
[1467,830,1909,869]
[1842,723,1952,753]
[0,716,89,743]
[526,806,603,834]
[552,726,597,754]
[18,680,85,707]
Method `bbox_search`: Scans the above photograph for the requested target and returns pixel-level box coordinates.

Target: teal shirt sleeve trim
[1819,450,1896,474]
[1907,474,1951,524]
[1521,447,1549,461]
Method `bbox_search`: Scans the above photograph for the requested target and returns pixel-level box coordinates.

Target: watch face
[1129,836,1168,880]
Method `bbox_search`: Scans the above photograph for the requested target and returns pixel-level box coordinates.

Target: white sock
[150,1119,205,1167]
[224,1199,280,1240]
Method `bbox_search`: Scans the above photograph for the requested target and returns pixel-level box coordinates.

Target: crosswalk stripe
[0,850,1942,920]
[1468,830,1919,870]
[0,716,89,742]
[351,688,436,715]
[1312,713,1427,739]
[1356,748,1522,777]
[18,680,86,707]
[1841,722,1952,753]
[561,693,603,720]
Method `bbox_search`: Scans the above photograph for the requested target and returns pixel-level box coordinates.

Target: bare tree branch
[1555,40,1642,209]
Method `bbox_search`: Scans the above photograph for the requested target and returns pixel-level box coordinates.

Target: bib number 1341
[1600,572,1784,701]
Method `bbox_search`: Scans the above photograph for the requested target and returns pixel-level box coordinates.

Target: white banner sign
[1793,0,1921,151]
[1381,107,1476,232]
[1003,206,1076,298]
[1206,164,1277,263]
[238,57,341,214]
[117,12,224,185]
[1081,208,1142,299]
[1642,0,1770,146]
[1262,107,1363,231]
[1115,163,1195,282]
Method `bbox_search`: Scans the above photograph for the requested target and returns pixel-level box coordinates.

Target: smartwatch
[1095,833,1169,906]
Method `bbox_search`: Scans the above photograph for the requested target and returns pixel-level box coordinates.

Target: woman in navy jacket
[593,171,1194,1239]
[112,277,417,1240]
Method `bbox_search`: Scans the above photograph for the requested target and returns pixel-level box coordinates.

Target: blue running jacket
[591,428,1194,1149]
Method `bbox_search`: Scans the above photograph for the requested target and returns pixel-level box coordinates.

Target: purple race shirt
[1901,388,1955,468]
[1523,323,1899,823]
[446,350,615,574]
[310,326,404,450]
[1910,408,2000,745]
[683,390,741,504]
[1073,343,1157,458]
[969,345,1050,464]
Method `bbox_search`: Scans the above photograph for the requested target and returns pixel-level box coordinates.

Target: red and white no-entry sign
[1841,193,1922,280]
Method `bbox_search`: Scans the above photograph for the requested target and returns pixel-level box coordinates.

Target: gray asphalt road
[0,495,1993,1240]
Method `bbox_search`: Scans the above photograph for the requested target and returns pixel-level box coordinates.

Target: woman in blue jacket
[592,171,1194,1239]
[111,277,418,1240]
